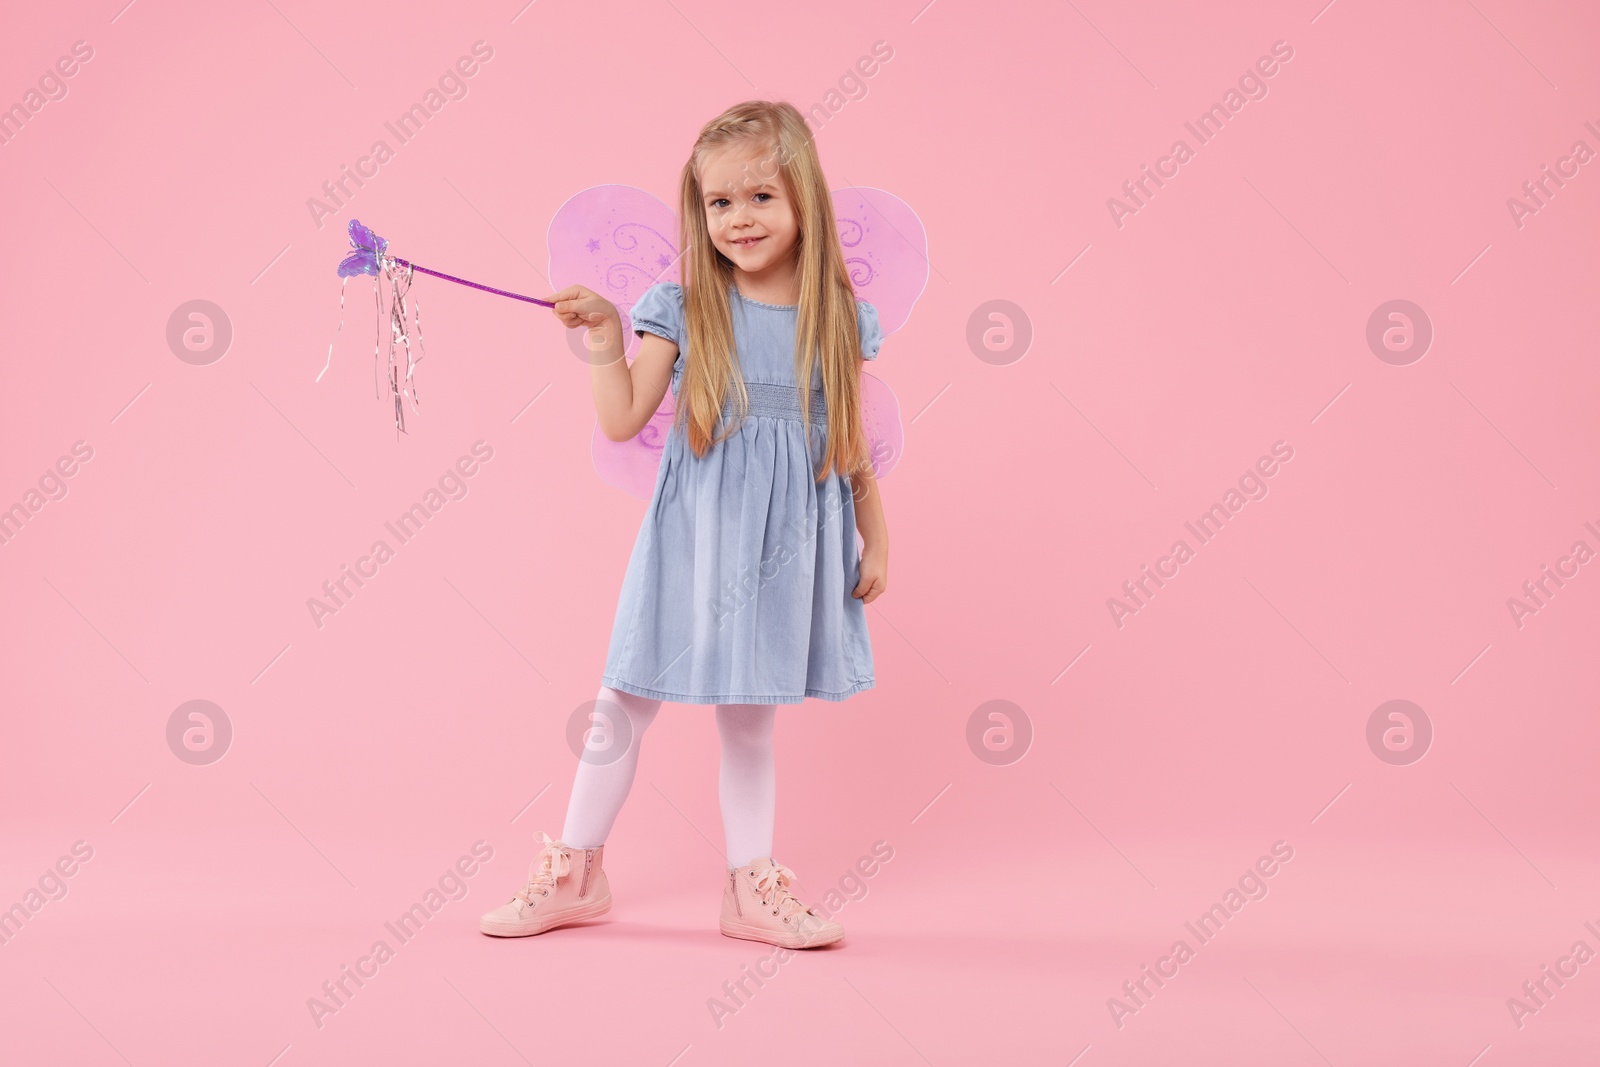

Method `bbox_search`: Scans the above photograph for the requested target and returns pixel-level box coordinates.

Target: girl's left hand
[853,547,887,604]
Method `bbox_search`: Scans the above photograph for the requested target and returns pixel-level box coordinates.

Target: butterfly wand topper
[320,186,925,499]
[318,218,557,435]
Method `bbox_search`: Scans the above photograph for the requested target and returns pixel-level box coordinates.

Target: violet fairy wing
[859,372,904,479]
[831,187,927,479]
[547,185,682,499]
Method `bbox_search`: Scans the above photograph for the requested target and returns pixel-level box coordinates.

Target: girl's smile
[699,141,800,305]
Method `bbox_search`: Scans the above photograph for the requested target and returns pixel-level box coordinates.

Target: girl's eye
[754,193,771,203]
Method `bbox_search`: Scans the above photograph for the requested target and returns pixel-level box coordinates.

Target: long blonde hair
[673,100,869,483]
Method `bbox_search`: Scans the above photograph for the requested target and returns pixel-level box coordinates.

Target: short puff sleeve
[856,299,883,360]
[628,282,683,346]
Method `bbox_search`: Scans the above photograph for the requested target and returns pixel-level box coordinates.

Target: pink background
[3,1,1598,1064]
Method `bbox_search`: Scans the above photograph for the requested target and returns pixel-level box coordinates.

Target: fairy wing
[547,185,926,497]
[834,186,926,478]
[547,185,681,499]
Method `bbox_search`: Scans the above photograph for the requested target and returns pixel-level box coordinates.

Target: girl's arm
[547,285,677,442]
[849,375,889,603]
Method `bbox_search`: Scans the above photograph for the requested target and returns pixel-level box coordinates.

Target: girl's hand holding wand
[546,284,618,337]
[546,284,671,445]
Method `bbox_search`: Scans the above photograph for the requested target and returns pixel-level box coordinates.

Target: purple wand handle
[391,257,556,307]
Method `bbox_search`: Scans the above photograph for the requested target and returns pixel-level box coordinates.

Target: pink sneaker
[720,857,844,949]
[479,832,611,937]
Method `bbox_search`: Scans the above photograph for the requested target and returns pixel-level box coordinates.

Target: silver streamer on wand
[372,255,426,436]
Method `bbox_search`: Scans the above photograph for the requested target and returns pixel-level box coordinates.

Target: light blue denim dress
[600,282,884,705]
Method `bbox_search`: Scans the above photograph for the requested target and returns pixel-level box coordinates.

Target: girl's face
[699,141,799,280]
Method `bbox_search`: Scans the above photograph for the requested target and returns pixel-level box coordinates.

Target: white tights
[560,685,777,870]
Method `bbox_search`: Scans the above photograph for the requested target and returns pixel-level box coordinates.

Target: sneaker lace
[513,833,572,908]
[751,861,812,922]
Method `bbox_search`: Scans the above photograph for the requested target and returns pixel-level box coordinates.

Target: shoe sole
[719,919,844,949]
[479,893,612,937]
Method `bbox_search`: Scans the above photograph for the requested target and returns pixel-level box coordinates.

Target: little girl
[480,101,888,950]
